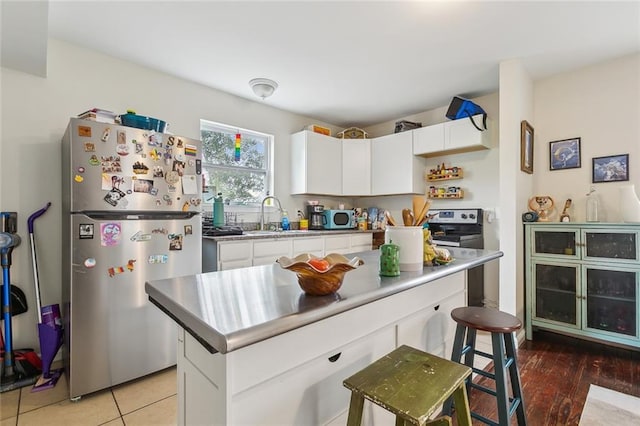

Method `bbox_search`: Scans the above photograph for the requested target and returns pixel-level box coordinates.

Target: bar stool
[445,307,527,426]
[343,345,472,426]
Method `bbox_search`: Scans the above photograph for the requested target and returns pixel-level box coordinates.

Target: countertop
[145,248,502,354]
[202,228,383,241]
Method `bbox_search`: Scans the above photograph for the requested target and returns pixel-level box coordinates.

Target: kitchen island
[146,248,502,425]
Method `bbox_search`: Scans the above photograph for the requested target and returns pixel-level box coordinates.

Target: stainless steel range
[428,208,484,306]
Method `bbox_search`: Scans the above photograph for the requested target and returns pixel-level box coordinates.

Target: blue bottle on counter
[281,210,290,230]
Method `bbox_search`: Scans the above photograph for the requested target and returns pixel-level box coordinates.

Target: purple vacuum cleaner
[29,203,64,392]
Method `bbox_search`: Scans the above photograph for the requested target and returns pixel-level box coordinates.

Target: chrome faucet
[260,196,283,230]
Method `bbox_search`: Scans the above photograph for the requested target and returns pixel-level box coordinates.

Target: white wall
[499,60,534,319]
[0,39,337,349]
[533,53,640,221]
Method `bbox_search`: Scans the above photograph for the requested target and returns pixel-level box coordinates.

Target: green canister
[379,241,400,277]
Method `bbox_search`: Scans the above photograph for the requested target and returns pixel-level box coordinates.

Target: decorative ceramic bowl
[277,253,364,296]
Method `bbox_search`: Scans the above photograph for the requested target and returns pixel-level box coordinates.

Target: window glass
[200,120,273,205]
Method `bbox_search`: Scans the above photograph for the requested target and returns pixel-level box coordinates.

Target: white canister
[385,226,424,272]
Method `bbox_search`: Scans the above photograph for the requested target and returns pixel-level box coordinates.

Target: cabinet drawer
[292,237,324,256]
[351,233,372,248]
[253,239,291,258]
[218,241,252,262]
[230,326,395,425]
[324,235,350,251]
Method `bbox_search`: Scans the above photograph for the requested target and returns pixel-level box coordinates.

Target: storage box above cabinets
[413,115,491,157]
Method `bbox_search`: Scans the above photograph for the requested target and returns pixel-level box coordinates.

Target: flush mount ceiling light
[249,78,278,99]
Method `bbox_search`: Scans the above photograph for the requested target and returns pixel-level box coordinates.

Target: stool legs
[346,393,365,426]
[447,326,527,426]
[504,332,526,425]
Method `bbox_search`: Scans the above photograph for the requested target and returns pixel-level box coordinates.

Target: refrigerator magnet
[149,148,160,161]
[108,266,125,277]
[148,133,162,147]
[169,234,183,251]
[117,130,126,145]
[148,254,168,264]
[130,231,152,242]
[182,175,197,194]
[126,259,136,272]
[152,166,164,178]
[77,167,85,174]
[79,224,94,239]
[132,161,149,174]
[74,174,84,183]
[133,141,144,154]
[166,136,175,146]
[177,138,184,148]
[116,144,130,156]
[84,142,96,152]
[103,189,125,207]
[78,125,92,137]
[89,155,100,166]
[101,127,111,142]
[165,170,180,185]
[100,222,122,246]
[195,159,202,175]
[83,258,97,269]
[184,225,193,235]
[185,144,197,156]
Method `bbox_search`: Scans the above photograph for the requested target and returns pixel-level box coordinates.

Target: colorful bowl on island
[277,253,364,296]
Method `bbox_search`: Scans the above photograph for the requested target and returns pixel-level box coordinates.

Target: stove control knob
[461,213,467,219]
[469,213,476,219]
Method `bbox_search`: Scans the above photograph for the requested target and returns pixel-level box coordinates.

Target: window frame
[200,119,274,209]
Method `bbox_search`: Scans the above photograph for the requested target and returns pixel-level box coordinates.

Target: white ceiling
[17,1,640,127]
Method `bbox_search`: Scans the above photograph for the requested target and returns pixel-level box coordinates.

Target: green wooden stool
[343,345,472,426]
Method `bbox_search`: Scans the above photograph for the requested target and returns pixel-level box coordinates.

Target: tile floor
[1,365,176,426]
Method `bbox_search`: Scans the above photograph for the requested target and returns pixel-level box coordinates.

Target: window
[200,120,273,206]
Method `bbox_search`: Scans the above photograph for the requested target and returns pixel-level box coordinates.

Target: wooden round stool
[444,307,527,426]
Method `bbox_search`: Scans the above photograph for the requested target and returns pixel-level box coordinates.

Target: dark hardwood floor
[461,330,640,425]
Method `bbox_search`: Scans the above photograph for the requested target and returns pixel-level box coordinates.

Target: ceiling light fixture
[249,78,278,100]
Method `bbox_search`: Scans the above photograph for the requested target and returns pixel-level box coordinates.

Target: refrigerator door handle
[78,211,200,220]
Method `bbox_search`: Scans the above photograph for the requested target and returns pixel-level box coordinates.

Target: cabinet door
[396,292,465,359]
[412,123,445,155]
[292,237,324,257]
[349,233,373,253]
[531,261,580,329]
[342,139,371,195]
[371,131,416,195]
[445,114,490,151]
[230,326,395,425]
[584,265,638,340]
[291,131,342,195]
[324,235,351,255]
[582,229,639,265]
[218,241,252,271]
[253,239,291,266]
[530,227,580,259]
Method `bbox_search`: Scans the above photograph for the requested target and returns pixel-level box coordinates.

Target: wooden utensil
[415,199,432,227]
[412,196,424,225]
[402,208,414,226]
[384,210,397,227]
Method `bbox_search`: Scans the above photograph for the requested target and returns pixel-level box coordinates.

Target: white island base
[176,272,465,425]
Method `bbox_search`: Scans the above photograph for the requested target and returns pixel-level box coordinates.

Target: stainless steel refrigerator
[61,118,202,399]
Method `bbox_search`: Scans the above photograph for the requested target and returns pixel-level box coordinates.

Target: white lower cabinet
[217,241,252,271]
[231,327,395,425]
[396,291,465,359]
[293,237,324,257]
[177,271,465,425]
[324,235,351,255]
[252,239,292,266]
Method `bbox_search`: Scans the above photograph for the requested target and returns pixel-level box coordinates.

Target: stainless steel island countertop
[145,248,502,354]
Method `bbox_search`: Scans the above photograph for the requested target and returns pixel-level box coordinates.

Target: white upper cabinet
[413,115,491,157]
[291,131,342,195]
[342,139,371,196]
[413,122,445,154]
[371,131,424,195]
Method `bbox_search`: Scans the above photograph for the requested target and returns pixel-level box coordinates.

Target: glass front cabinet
[525,223,639,349]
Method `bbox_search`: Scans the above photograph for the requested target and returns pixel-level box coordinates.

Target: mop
[29,203,64,392]
[1,230,41,392]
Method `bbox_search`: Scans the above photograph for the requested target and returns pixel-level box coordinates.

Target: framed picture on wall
[520,120,534,174]
[549,137,581,170]
[592,154,629,183]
